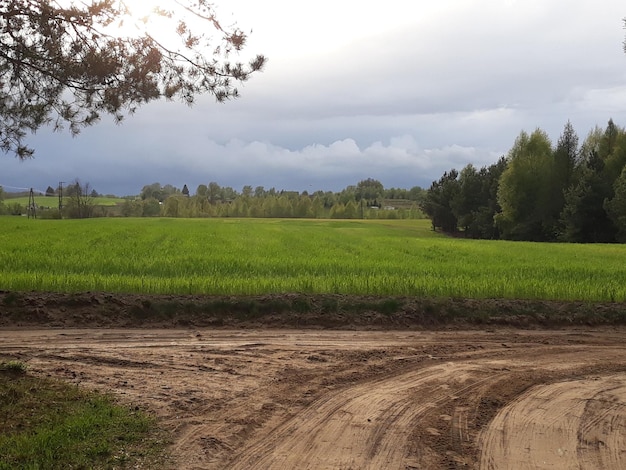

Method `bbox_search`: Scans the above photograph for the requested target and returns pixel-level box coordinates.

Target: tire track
[4,328,626,469]
[227,363,505,470]
[479,374,626,470]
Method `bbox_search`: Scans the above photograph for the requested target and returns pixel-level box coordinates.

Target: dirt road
[2,328,626,469]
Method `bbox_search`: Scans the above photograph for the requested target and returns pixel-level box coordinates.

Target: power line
[0,183,47,194]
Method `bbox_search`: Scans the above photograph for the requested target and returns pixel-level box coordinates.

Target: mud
[3,326,626,469]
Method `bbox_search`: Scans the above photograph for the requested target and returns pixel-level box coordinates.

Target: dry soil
[3,325,626,469]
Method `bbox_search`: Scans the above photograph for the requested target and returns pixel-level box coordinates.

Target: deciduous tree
[495,129,555,240]
[355,178,384,202]
[64,179,95,218]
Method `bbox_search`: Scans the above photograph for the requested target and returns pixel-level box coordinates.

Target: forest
[422,119,626,243]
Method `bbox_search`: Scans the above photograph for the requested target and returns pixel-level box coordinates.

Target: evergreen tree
[560,151,616,242]
[451,158,506,239]
[551,121,579,235]
[1,1,265,158]
[451,164,483,233]
[604,167,626,242]
[421,169,460,233]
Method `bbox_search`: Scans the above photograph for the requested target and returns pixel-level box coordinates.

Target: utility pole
[28,188,36,219]
[58,181,64,213]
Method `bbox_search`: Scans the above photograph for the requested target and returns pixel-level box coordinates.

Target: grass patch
[0,369,168,469]
[0,360,28,375]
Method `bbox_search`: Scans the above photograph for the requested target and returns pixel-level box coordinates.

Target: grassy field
[0,216,625,301]
[3,195,126,207]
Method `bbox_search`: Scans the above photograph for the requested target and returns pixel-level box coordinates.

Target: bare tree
[64,179,95,218]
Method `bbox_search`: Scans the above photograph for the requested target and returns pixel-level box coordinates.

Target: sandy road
[2,328,626,469]
[479,374,626,470]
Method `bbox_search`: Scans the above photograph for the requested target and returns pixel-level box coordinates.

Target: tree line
[1,178,426,220]
[122,179,426,220]
[422,119,626,242]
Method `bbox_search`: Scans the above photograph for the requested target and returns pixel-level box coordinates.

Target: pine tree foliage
[0,0,266,158]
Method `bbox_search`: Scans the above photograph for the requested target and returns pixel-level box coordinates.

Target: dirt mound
[2,291,625,329]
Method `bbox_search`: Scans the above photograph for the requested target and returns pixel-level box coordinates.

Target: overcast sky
[2,0,626,196]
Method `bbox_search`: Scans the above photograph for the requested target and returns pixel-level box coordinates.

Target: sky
[2,0,626,196]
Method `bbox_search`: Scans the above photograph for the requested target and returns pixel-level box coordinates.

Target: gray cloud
[2,0,626,196]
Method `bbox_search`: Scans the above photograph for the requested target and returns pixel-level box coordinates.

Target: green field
[3,195,126,207]
[0,217,625,301]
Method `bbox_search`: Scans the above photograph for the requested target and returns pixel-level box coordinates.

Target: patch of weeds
[263,300,290,314]
[419,299,450,324]
[193,299,289,320]
[129,304,152,320]
[291,298,312,313]
[182,302,199,314]
[342,302,373,313]
[233,301,260,320]
[423,302,436,316]
[375,299,403,315]
[2,292,20,306]
[153,301,179,319]
[321,298,339,314]
[130,300,182,322]
[0,373,169,469]
[468,310,492,325]
[443,302,463,319]
[201,300,232,316]
[341,299,403,316]
[0,360,27,376]
[604,308,626,324]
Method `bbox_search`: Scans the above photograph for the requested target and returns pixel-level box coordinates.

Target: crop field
[0,216,625,301]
